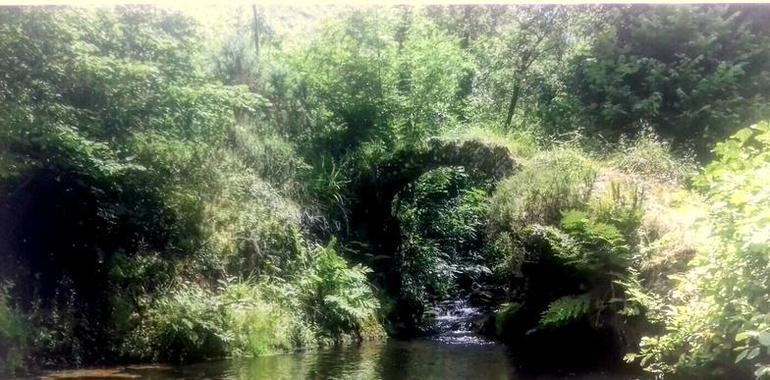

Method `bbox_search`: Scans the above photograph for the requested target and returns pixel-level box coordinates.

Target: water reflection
[154,339,513,380]
[41,339,633,380]
[42,339,513,380]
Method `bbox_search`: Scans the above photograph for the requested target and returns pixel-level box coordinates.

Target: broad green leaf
[759,332,770,346]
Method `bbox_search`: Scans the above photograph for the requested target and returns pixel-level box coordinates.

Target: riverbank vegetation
[2,4,770,379]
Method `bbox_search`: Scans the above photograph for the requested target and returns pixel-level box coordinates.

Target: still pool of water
[39,338,634,380]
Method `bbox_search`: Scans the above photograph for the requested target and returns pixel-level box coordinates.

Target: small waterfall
[430,299,493,345]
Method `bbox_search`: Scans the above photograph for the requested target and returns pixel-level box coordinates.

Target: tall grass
[440,123,541,161]
[489,147,598,232]
[123,279,314,362]
[610,131,698,185]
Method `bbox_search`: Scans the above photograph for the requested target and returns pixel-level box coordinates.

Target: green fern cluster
[124,239,384,363]
[522,209,639,331]
[559,210,632,275]
[304,240,381,336]
[539,294,591,328]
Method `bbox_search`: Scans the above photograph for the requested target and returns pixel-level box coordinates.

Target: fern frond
[538,294,591,328]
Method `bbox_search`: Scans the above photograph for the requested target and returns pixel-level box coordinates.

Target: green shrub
[124,236,382,363]
[287,9,470,153]
[588,179,645,247]
[125,283,231,362]
[488,143,649,339]
[484,234,516,278]
[309,158,350,220]
[558,210,632,277]
[298,240,381,338]
[123,241,382,361]
[495,302,522,337]
[633,122,770,379]
[230,126,311,195]
[222,282,312,356]
[635,188,710,299]
[571,6,770,154]
[490,147,598,231]
[398,230,453,303]
[611,130,698,185]
[125,279,318,363]
[513,208,641,335]
[523,210,633,294]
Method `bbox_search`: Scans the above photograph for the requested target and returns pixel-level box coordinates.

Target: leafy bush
[0,8,289,367]
[125,279,315,363]
[230,126,311,195]
[223,282,313,356]
[634,122,770,378]
[588,179,645,248]
[125,283,231,362]
[394,168,494,307]
[309,158,350,221]
[571,5,770,154]
[495,302,522,337]
[489,147,598,231]
[285,9,470,154]
[558,210,632,277]
[491,197,647,368]
[486,140,650,334]
[201,162,305,276]
[298,240,381,337]
[483,233,517,278]
[390,15,471,143]
[519,209,634,324]
[489,153,651,355]
[126,237,383,363]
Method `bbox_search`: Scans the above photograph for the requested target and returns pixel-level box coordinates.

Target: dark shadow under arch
[343,138,519,333]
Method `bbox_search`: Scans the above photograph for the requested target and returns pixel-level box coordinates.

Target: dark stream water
[39,340,630,380]
[38,301,634,380]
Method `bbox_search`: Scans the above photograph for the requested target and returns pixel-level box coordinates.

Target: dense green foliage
[632,123,770,378]
[123,241,380,363]
[2,4,770,378]
[394,167,494,320]
[487,156,649,368]
[0,6,379,370]
[572,6,770,153]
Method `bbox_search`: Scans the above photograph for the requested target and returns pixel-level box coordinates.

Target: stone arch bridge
[347,137,520,264]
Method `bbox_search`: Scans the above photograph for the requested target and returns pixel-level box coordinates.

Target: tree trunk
[504,80,521,129]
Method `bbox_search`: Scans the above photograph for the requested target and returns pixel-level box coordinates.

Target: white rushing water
[431,299,495,345]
